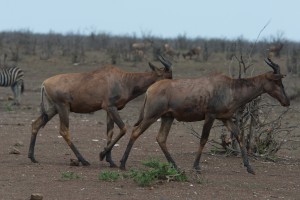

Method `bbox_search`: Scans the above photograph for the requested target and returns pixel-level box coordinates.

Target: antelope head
[264,58,290,106]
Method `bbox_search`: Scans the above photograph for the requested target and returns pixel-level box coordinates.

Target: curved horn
[158,55,172,71]
[264,58,280,74]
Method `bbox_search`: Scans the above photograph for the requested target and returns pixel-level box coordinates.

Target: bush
[129,159,188,187]
[98,171,121,182]
[61,171,80,180]
[98,159,188,187]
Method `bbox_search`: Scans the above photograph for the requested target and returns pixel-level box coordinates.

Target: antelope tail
[134,94,147,127]
[40,86,49,127]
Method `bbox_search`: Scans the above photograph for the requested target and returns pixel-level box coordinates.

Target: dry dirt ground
[0,57,300,200]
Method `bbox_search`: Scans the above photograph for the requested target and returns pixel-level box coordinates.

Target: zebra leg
[11,82,21,105]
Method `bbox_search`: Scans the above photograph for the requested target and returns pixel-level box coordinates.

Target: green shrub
[98,159,188,187]
[61,171,80,180]
[98,171,120,182]
[5,104,13,111]
[132,170,157,187]
[129,158,188,187]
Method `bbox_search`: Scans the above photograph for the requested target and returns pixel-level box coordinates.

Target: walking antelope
[131,41,153,51]
[119,58,290,174]
[28,56,172,167]
[163,43,180,58]
[130,41,153,60]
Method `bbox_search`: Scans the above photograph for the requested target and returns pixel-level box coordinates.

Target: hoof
[119,165,126,170]
[109,162,117,168]
[70,159,80,166]
[81,160,90,166]
[247,166,256,175]
[193,165,201,174]
[29,157,38,163]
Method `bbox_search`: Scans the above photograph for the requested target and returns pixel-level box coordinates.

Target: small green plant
[13,142,24,147]
[265,155,279,162]
[5,104,13,111]
[97,159,188,186]
[123,169,139,179]
[61,171,80,180]
[98,171,120,182]
[195,177,209,185]
[131,170,157,187]
[128,158,188,187]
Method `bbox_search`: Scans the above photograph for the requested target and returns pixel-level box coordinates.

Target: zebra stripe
[0,66,24,87]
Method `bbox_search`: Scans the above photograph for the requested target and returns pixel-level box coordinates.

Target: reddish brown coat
[28,56,172,167]
[120,58,290,174]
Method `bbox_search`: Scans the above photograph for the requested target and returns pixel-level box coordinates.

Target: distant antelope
[268,43,283,58]
[132,42,152,50]
[0,65,24,105]
[182,47,201,59]
[131,40,153,52]
[163,43,180,58]
[28,56,172,167]
[119,58,289,174]
[130,41,153,60]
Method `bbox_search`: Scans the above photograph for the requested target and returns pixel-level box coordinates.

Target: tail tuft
[134,94,147,126]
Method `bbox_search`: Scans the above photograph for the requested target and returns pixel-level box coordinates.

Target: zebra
[0,65,24,105]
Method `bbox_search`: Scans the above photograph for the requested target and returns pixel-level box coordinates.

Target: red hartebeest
[28,56,172,167]
[131,41,153,51]
[119,58,290,174]
[163,43,180,58]
[130,41,153,60]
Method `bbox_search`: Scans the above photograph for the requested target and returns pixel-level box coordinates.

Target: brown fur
[28,56,172,167]
[120,58,290,174]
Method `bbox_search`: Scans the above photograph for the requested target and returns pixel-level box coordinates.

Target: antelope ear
[148,62,162,75]
[148,62,157,71]
[266,73,284,80]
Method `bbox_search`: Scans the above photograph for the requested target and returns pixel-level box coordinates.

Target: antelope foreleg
[120,117,157,170]
[223,119,255,175]
[100,107,127,161]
